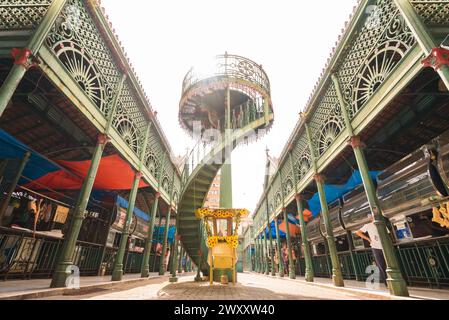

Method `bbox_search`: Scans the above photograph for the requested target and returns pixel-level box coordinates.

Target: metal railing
[301,237,449,289]
[181,98,268,190]
[0,229,158,280]
[182,54,271,98]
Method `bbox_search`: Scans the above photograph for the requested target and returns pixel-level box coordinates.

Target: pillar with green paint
[274,217,284,277]
[0,0,68,117]
[112,120,151,281]
[51,74,127,288]
[331,73,408,296]
[305,122,344,287]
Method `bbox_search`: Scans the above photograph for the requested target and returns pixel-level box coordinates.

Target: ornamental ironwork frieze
[0,0,52,30]
[43,0,179,194]
[411,0,449,26]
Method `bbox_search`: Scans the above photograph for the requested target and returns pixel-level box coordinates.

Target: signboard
[53,206,69,224]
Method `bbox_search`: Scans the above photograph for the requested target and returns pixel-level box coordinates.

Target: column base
[386,270,409,297]
[141,268,150,278]
[194,275,203,282]
[169,277,178,283]
[50,262,73,288]
[305,271,314,283]
[289,271,296,280]
[111,268,124,282]
[332,273,345,287]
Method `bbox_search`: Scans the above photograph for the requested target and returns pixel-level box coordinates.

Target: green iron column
[393,0,449,90]
[178,246,184,274]
[257,234,264,273]
[0,0,68,117]
[274,216,284,277]
[257,234,265,273]
[112,121,152,282]
[282,207,295,279]
[262,230,269,275]
[254,237,260,273]
[141,193,159,277]
[51,74,127,288]
[305,122,344,287]
[0,152,31,224]
[169,238,179,282]
[159,172,176,275]
[170,204,180,282]
[220,85,233,209]
[332,73,409,296]
[347,230,362,282]
[279,170,295,279]
[295,195,314,282]
[141,152,167,278]
[159,212,172,275]
[265,196,276,276]
[288,150,314,282]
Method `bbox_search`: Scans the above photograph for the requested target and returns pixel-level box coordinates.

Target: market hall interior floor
[20,273,449,300]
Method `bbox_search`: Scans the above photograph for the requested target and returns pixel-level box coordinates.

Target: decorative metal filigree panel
[0,0,51,30]
[47,0,121,116]
[146,125,164,180]
[291,133,312,183]
[113,81,147,155]
[268,187,275,215]
[308,82,345,157]
[45,0,180,190]
[411,0,449,25]
[280,158,294,197]
[271,174,283,209]
[337,0,415,118]
[161,157,174,196]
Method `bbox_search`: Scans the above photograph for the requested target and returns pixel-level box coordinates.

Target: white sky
[101,0,358,213]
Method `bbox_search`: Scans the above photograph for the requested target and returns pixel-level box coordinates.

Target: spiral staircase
[177,54,274,274]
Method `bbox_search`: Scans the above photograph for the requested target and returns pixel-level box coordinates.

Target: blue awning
[153,225,177,245]
[308,170,379,217]
[263,220,286,239]
[116,195,150,222]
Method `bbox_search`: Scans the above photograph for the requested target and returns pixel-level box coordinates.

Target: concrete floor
[2,272,449,300]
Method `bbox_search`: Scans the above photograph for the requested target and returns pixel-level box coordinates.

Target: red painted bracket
[422,47,449,71]
[11,48,38,69]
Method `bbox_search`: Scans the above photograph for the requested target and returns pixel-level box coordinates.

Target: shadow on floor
[157,281,329,301]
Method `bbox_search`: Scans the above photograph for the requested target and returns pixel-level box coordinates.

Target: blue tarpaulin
[116,195,150,222]
[308,170,379,217]
[153,226,176,245]
[0,129,62,183]
[263,221,286,239]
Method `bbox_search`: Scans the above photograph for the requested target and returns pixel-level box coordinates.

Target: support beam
[393,0,449,90]
[288,148,314,281]
[262,230,269,275]
[265,196,275,276]
[331,73,409,296]
[295,194,314,282]
[274,217,284,277]
[141,153,167,278]
[279,170,295,279]
[169,238,179,282]
[159,171,176,276]
[305,122,344,287]
[141,193,159,277]
[112,121,152,281]
[51,74,126,288]
[0,0,69,117]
